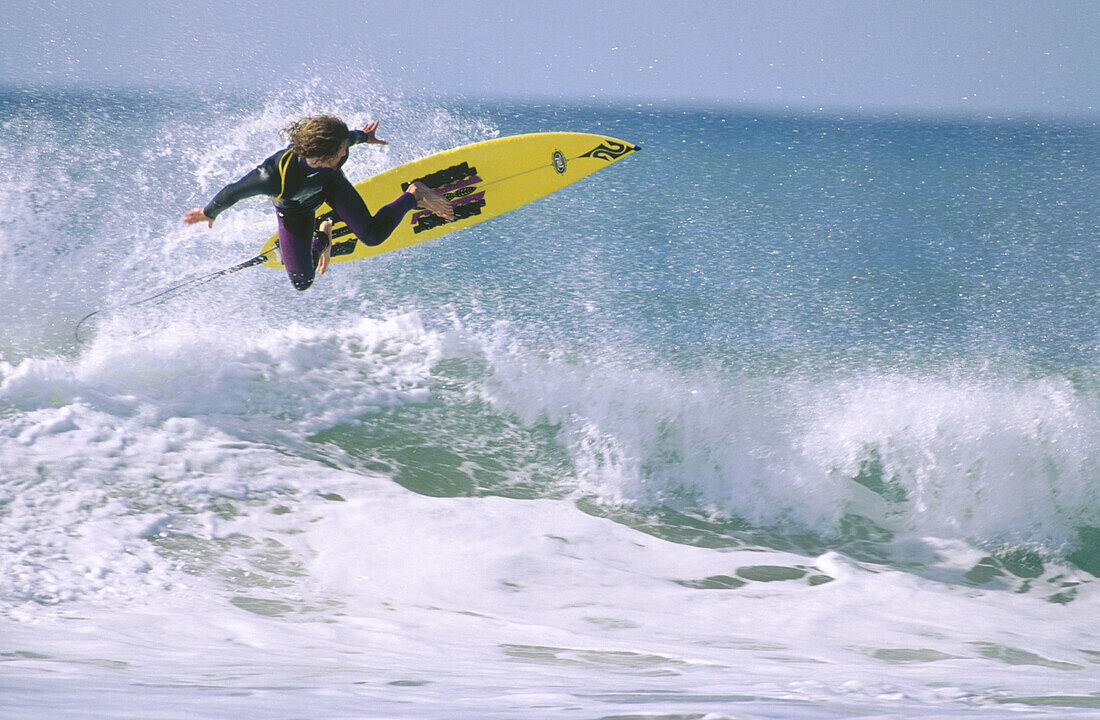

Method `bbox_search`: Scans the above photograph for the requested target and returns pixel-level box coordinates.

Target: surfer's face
[306,140,348,169]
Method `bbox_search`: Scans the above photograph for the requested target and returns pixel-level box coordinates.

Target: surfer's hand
[408,181,455,221]
[361,121,388,145]
[183,208,214,228]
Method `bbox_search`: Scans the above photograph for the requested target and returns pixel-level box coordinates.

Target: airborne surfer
[183,116,454,291]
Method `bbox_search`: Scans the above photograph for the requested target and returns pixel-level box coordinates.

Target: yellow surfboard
[257,132,639,268]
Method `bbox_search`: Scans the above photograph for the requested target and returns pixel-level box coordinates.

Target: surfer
[183,115,454,291]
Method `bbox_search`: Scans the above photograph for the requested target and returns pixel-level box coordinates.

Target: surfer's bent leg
[277,211,318,291]
[328,174,418,247]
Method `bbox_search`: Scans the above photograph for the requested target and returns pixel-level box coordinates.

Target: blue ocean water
[2,79,1100,718]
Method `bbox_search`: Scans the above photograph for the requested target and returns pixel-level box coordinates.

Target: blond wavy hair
[281,115,350,158]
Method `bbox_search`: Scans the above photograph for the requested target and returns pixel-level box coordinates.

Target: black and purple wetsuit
[203,129,417,291]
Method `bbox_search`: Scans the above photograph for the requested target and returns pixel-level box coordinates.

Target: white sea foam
[479,340,1100,555]
[0,311,443,612]
[5,321,1100,719]
[798,371,1100,548]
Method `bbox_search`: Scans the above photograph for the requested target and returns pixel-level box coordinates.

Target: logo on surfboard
[552,150,567,174]
[404,162,486,233]
[580,140,637,162]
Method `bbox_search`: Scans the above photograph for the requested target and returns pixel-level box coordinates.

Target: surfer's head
[282,115,350,164]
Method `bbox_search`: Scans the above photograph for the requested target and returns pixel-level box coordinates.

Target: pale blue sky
[4,1,1097,117]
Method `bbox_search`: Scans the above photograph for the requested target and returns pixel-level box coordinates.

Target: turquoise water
[2,81,1100,718]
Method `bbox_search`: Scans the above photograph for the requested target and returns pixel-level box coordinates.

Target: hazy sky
[4,1,1097,117]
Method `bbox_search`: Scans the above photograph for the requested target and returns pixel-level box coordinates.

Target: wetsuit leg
[277,211,318,291]
[327,173,418,247]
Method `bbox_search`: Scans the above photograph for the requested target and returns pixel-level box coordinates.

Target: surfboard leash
[73,249,276,343]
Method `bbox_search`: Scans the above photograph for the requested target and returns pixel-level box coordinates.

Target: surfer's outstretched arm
[327,177,454,248]
[327,177,415,248]
[183,162,282,228]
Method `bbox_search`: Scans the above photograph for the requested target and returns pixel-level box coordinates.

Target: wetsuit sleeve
[346,130,368,148]
[359,192,419,246]
[203,163,282,219]
[328,175,419,248]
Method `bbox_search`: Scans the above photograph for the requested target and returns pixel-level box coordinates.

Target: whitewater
[2,78,1100,718]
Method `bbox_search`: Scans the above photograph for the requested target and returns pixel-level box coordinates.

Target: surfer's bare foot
[408,181,455,221]
[317,219,333,275]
